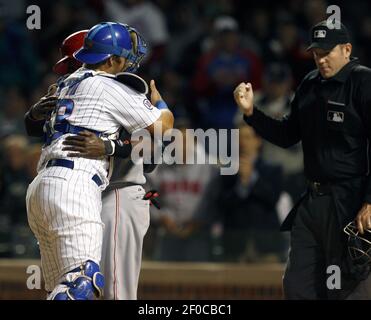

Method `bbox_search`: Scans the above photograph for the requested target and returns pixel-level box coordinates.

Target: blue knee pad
[53,260,104,300]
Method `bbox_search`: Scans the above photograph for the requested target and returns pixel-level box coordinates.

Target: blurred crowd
[1,0,371,262]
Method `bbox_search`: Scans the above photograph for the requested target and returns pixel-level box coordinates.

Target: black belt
[46,159,103,187]
[308,181,332,196]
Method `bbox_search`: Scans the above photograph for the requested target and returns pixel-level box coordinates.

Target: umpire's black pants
[283,191,343,299]
[283,191,371,299]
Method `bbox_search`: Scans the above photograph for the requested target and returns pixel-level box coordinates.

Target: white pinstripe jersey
[37,68,161,187]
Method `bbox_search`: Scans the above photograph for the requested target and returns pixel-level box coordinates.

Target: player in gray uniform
[102,136,157,300]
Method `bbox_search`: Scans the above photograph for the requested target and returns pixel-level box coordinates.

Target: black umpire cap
[306,20,351,51]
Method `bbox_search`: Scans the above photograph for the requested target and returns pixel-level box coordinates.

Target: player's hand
[233,82,254,117]
[150,79,163,106]
[355,203,371,234]
[30,96,58,120]
[62,131,106,159]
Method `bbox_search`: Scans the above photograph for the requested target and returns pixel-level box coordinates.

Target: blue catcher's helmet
[121,24,148,73]
[73,22,134,65]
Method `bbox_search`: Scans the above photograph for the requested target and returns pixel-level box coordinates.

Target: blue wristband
[155,100,168,110]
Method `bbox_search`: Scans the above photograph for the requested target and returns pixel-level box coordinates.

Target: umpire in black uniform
[234,20,371,299]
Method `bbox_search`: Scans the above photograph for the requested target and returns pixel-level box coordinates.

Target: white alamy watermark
[26,5,41,30]
[326,5,341,29]
[130,123,239,175]
[326,265,341,290]
[26,265,41,290]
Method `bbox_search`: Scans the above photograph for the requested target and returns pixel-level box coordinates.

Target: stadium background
[0,0,370,299]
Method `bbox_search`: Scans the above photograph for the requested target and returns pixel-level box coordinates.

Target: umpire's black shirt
[244,58,371,203]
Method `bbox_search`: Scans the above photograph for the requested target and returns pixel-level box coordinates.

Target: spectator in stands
[0,87,28,137]
[146,118,220,262]
[104,0,169,74]
[0,18,39,93]
[0,135,29,226]
[218,122,289,262]
[255,62,306,201]
[192,15,263,129]
[356,16,371,68]
[267,15,313,86]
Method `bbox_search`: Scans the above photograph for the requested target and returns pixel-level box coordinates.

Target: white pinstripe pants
[26,167,104,292]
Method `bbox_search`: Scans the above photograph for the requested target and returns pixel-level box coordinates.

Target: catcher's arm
[115,74,174,134]
[24,84,58,137]
[146,79,174,135]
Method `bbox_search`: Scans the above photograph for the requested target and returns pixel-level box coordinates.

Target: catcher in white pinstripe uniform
[25,22,173,300]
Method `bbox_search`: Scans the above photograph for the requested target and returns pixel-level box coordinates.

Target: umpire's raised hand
[234,82,254,117]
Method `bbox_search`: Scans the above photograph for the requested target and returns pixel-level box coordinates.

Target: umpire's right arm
[234,81,301,148]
